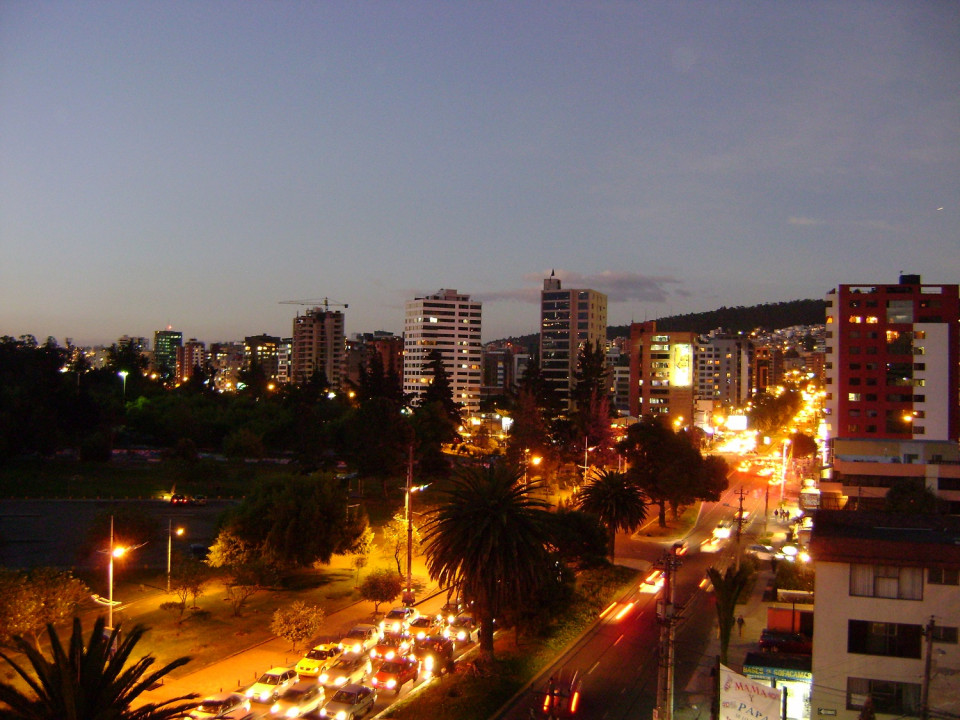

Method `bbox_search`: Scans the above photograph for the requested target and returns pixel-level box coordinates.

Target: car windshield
[337,657,361,669]
[256,674,281,685]
[453,616,473,626]
[282,688,310,700]
[307,649,331,660]
[197,700,230,713]
[380,661,404,673]
[332,690,358,704]
[345,630,368,640]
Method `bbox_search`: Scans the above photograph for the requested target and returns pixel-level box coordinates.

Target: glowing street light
[118,370,129,402]
[523,449,542,487]
[166,519,185,593]
[108,516,127,631]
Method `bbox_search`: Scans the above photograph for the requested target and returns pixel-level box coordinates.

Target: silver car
[318,683,377,719]
[189,692,252,719]
[269,679,324,717]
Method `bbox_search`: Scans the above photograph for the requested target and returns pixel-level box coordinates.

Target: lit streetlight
[118,369,129,402]
[523,449,542,487]
[166,519,185,593]
[779,438,792,504]
[402,447,429,605]
[108,516,127,631]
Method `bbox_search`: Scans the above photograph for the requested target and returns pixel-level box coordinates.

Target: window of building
[928,568,960,585]
[848,425,859,433]
[866,316,879,324]
[848,620,922,658]
[847,677,920,715]
[849,363,861,370]
[848,378,861,386]
[849,316,863,324]
[866,424,877,433]
[850,564,923,600]
[933,626,959,644]
[848,393,861,402]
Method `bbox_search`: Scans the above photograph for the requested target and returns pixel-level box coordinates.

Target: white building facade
[403,289,482,414]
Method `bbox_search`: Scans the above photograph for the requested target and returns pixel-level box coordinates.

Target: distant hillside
[497,299,826,350]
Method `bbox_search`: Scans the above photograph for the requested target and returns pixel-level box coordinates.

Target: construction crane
[279,298,349,311]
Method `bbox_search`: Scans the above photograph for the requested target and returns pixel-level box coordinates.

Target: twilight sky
[1,1,958,346]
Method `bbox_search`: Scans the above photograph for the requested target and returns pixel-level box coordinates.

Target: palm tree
[0,616,197,720]
[706,564,752,666]
[576,469,648,562]
[421,463,553,663]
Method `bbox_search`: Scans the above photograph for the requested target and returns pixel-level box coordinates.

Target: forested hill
[498,298,826,349]
[609,298,827,337]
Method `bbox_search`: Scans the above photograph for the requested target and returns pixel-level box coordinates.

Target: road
[494,464,772,720]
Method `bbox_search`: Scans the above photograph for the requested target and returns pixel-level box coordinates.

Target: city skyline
[2,2,958,346]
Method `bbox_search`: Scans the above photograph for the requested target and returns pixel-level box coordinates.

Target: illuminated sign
[670,344,692,387]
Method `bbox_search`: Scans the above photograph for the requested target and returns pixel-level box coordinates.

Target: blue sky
[2,1,957,345]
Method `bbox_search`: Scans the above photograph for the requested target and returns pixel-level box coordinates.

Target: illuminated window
[866,316,879,324]
[848,393,861,401]
[849,316,863,324]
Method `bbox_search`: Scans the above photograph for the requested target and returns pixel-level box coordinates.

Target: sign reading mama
[720,664,782,720]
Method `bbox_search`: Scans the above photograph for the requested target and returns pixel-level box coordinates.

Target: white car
[380,606,420,634]
[745,544,774,561]
[268,679,324,717]
[320,654,373,689]
[189,692,252,719]
[339,625,381,655]
[245,667,298,704]
[318,683,377,719]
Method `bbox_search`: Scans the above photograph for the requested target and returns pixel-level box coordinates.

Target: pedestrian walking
[737,615,745,637]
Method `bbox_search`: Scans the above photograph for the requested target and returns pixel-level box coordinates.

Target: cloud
[787,216,825,227]
[476,271,684,305]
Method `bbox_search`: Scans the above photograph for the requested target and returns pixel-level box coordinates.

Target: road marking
[614,634,624,646]
[588,660,600,675]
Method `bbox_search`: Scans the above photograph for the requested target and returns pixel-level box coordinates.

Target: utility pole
[655,544,684,720]
[403,445,415,605]
[735,487,747,569]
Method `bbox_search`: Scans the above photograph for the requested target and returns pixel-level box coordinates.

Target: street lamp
[523,449,542,487]
[108,516,127,631]
[118,370,129,402]
[166,519,185,593]
[402,447,429,605]
[779,438,792,504]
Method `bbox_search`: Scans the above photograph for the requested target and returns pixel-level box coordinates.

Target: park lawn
[635,502,701,540]
[381,565,639,720]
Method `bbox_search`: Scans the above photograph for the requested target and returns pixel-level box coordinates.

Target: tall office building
[154,328,182,377]
[695,332,754,409]
[244,334,281,380]
[539,273,607,410]
[628,321,695,425]
[291,308,346,387]
[403,289,482,414]
[822,275,960,510]
[176,339,206,385]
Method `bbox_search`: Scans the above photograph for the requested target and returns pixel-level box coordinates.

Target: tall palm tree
[0,616,197,720]
[421,463,553,663]
[576,469,648,562]
[706,563,752,666]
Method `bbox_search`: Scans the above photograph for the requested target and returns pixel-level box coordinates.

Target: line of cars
[185,605,479,720]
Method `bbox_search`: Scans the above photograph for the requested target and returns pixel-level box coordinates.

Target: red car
[370,656,419,695]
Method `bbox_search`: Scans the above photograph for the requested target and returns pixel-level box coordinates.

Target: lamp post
[523,449,542,488]
[107,516,127,631]
[402,447,428,605]
[779,438,792,505]
[118,370,129,402]
[166,519,184,593]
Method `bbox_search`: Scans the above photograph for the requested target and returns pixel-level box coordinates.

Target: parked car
[245,667,298,704]
[269,679,324,717]
[297,643,344,678]
[759,629,812,654]
[316,683,377,719]
[339,625,381,655]
[188,692,252,719]
[370,656,419,695]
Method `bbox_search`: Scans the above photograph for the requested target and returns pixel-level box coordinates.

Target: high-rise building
[694,332,753,409]
[822,275,960,510]
[628,321,695,425]
[403,289,482,414]
[176,338,206,385]
[154,328,182,378]
[291,308,346,387]
[539,273,607,410]
[244,334,281,380]
[209,341,245,391]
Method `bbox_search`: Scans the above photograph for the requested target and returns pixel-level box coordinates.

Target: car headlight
[270,702,281,713]
[318,673,328,683]
[245,689,255,698]
[457,631,466,641]
[386,679,397,689]
[384,650,395,660]
[335,712,347,720]
[424,656,434,670]
[416,631,426,640]
[260,691,272,702]
[286,707,300,717]
[334,676,347,686]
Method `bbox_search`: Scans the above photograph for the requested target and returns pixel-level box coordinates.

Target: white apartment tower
[403,289,482,414]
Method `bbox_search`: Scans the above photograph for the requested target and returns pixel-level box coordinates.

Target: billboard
[720,664,782,720]
[670,343,692,387]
